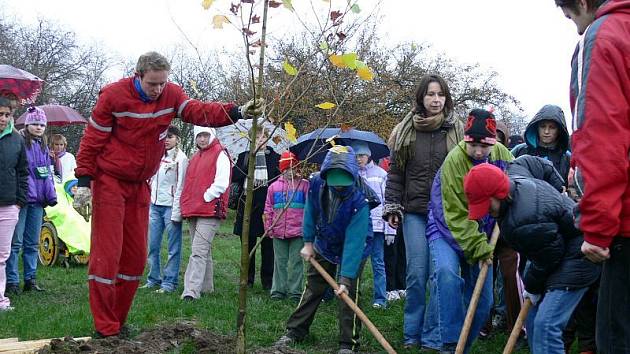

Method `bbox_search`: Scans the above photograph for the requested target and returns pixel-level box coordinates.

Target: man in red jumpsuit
[72,51,262,337]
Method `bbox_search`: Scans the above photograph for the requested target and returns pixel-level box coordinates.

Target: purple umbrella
[0,65,44,105]
[16,104,87,127]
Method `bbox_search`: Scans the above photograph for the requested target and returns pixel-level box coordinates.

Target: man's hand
[240,98,265,118]
[385,234,395,246]
[300,242,314,261]
[581,240,610,263]
[72,187,92,222]
[523,290,541,306]
[387,214,400,229]
[478,257,493,269]
[335,284,348,297]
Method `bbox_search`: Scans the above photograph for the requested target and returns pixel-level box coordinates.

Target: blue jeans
[526,287,587,354]
[371,232,386,306]
[426,237,493,353]
[402,213,430,345]
[7,203,44,284]
[146,204,183,291]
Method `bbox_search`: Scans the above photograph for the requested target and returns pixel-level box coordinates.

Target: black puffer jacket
[511,105,571,185]
[0,128,28,207]
[499,157,600,294]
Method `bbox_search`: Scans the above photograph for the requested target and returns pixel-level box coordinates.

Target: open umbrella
[215,118,292,162]
[0,65,44,105]
[290,127,389,164]
[16,104,87,127]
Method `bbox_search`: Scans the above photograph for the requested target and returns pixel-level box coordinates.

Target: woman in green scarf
[383,74,464,349]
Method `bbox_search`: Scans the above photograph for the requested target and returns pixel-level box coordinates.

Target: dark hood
[320,146,359,183]
[524,104,570,152]
[496,121,510,146]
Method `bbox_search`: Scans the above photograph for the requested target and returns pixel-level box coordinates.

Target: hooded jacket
[499,157,601,294]
[263,174,309,239]
[149,147,188,221]
[511,105,571,184]
[426,141,513,263]
[22,131,57,207]
[0,121,28,207]
[569,0,630,247]
[303,146,380,279]
[358,161,396,234]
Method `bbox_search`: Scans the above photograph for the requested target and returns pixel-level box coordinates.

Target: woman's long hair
[22,126,48,152]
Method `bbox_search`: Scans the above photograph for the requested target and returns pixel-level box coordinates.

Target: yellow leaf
[354,60,367,69]
[212,15,230,29]
[357,66,374,81]
[284,122,297,143]
[189,80,202,97]
[316,102,336,110]
[282,0,294,11]
[201,0,214,10]
[329,55,346,68]
[350,4,361,13]
[282,60,298,76]
[319,41,329,51]
[341,53,358,69]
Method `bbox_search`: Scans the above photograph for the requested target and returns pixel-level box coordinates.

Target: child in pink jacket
[264,151,309,301]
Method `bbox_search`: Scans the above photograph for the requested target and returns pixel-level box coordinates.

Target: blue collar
[134,77,152,103]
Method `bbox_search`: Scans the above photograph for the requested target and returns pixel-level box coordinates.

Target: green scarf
[391,111,464,171]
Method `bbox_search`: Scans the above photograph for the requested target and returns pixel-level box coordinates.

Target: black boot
[23,280,45,292]
[5,283,21,296]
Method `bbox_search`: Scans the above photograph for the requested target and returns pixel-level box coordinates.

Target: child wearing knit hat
[264,151,309,301]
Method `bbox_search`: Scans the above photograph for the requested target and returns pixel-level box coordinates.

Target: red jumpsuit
[75,77,239,335]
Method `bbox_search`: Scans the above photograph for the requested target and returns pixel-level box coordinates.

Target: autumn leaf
[201,0,214,10]
[329,54,345,68]
[269,0,282,8]
[319,41,329,51]
[350,4,361,13]
[282,0,294,11]
[252,14,260,23]
[330,10,342,22]
[284,122,297,143]
[357,66,374,81]
[272,135,283,145]
[340,123,353,132]
[212,15,230,29]
[354,60,367,69]
[241,0,254,3]
[242,27,257,36]
[336,32,347,41]
[250,39,266,47]
[341,52,358,69]
[282,60,298,76]
[316,102,336,110]
[189,80,202,97]
[230,3,240,15]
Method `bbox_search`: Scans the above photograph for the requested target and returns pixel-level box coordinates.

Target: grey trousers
[181,217,220,299]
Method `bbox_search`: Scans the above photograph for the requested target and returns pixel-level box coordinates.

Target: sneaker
[372,303,386,309]
[155,288,174,294]
[274,335,295,347]
[5,284,20,296]
[23,280,45,292]
[182,295,195,302]
[337,349,355,354]
[439,343,457,354]
[397,289,407,299]
[386,291,400,302]
[139,283,159,290]
[0,306,14,312]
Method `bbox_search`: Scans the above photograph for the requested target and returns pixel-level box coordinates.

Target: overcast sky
[2,0,580,132]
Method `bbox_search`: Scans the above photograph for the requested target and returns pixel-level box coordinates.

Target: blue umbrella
[290,127,390,164]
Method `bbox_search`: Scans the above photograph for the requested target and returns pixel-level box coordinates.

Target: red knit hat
[463,163,510,220]
[279,151,299,172]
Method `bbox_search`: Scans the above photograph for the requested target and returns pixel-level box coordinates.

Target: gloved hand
[240,98,265,118]
[72,187,92,222]
[385,234,395,246]
[523,290,541,306]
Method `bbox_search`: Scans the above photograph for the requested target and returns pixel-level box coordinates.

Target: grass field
[0,211,533,353]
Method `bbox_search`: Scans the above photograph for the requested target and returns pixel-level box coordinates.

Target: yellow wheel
[39,221,60,266]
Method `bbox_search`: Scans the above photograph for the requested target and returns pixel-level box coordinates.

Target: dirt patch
[37,321,305,354]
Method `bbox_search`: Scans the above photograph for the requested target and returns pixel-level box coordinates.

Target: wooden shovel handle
[502,299,532,354]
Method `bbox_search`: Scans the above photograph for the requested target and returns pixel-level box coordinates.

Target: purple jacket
[358,162,396,234]
[23,134,57,207]
[264,175,309,239]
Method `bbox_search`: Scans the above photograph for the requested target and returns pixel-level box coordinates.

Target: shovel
[455,224,500,354]
[502,298,532,354]
[308,257,396,354]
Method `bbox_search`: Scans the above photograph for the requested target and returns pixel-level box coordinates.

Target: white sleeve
[171,153,188,221]
[203,151,231,202]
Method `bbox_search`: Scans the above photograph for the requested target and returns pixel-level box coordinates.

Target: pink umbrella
[0,65,44,105]
[16,104,88,127]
